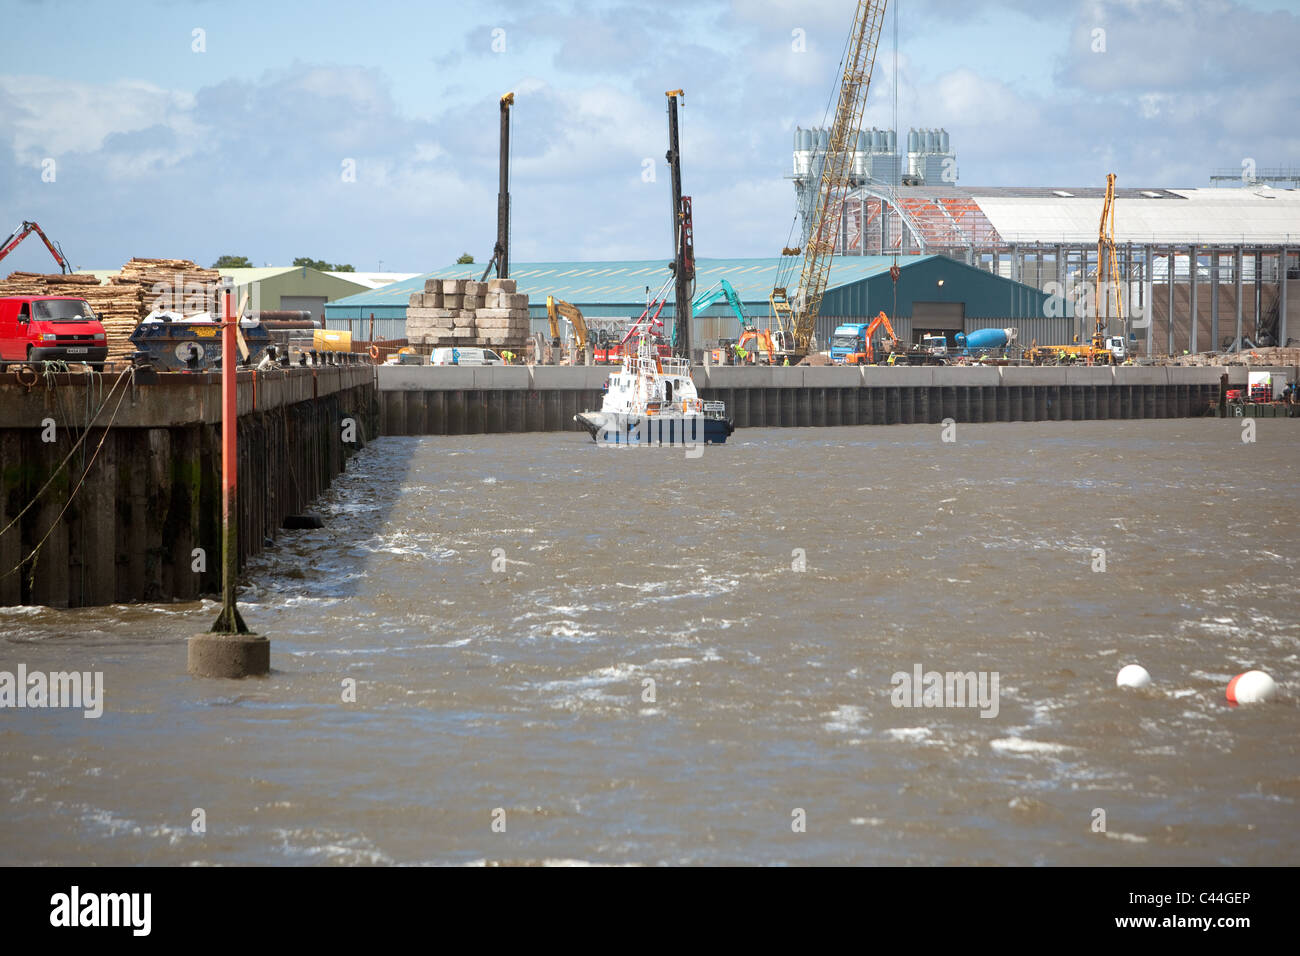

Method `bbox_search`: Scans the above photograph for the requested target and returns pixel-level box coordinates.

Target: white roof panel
[972,188,1300,244]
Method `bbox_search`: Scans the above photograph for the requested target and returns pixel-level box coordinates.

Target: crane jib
[775,0,888,355]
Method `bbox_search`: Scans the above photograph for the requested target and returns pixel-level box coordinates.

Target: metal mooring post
[188,283,270,678]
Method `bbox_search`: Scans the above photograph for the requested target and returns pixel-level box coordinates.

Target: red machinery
[0,221,72,274]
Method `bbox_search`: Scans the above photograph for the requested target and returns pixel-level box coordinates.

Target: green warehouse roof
[325,254,1052,344]
[328,256,948,309]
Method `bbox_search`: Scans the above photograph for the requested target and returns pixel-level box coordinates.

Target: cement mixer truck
[954,328,1018,355]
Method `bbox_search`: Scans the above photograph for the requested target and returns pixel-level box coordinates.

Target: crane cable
[778,11,857,296]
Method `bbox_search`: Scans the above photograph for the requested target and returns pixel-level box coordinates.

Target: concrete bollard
[188,632,270,678]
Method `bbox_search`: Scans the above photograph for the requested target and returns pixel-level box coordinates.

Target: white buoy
[1116,664,1151,689]
[1226,670,1277,704]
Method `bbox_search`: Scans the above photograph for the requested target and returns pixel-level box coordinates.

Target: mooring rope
[0,366,132,547]
[3,366,135,588]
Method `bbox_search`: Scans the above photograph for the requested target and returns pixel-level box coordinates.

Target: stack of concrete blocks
[405,277,531,350]
[476,278,531,349]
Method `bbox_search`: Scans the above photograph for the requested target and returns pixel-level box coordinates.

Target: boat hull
[575,411,734,445]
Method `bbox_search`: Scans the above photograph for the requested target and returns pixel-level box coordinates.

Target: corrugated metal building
[324,254,1057,347]
[826,183,1299,352]
[218,267,374,325]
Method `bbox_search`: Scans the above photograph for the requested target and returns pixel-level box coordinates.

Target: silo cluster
[905,127,956,186]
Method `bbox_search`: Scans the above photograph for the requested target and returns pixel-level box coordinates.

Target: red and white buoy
[1226,670,1277,704]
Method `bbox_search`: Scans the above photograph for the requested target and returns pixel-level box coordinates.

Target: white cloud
[0,75,200,164]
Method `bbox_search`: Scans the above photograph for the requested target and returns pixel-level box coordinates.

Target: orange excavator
[735,326,781,364]
[0,221,71,273]
[836,311,899,365]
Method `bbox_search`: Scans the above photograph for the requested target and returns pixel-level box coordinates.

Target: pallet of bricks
[406,277,530,352]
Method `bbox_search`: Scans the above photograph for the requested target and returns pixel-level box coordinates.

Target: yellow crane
[1027,173,1130,366]
[770,0,888,358]
[546,295,589,360]
[1096,172,1123,338]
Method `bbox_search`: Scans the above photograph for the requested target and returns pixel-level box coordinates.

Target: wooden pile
[119,258,221,315]
[405,277,531,350]
[1221,345,1300,366]
[1162,345,1300,367]
[0,258,222,360]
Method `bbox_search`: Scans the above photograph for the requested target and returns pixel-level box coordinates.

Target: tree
[293,256,355,272]
[212,255,252,268]
[456,252,475,264]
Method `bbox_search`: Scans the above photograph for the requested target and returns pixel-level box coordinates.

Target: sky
[1,0,1297,273]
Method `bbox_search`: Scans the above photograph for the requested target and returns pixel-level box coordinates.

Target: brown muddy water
[1,420,1297,865]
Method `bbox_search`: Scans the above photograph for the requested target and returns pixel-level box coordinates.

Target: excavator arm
[859,310,897,362]
[546,296,589,350]
[692,278,751,331]
[0,220,71,273]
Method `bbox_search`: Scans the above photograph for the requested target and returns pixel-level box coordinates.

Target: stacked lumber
[0,258,221,360]
[118,258,221,315]
[406,277,531,350]
[0,271,142,360]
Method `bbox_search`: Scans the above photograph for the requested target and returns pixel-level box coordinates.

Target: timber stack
[0,257,221,360]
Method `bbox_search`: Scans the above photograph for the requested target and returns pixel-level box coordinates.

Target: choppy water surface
[2,420,1298,865]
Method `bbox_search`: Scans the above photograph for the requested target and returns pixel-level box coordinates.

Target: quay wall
[374,364,1282,435]
[0,366,376,607]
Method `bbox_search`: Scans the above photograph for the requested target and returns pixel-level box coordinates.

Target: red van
[0,295,109,370]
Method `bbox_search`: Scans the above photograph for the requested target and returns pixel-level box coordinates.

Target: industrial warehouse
[324,253,1054,349]
[1,0,1297,894]
[323,183,1297,363]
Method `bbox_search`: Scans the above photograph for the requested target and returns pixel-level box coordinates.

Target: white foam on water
[413,637,472,648]
[1103,831,1149,844]
[81,807,190,847]
[545,604,592,617]
[270,828,393,865]
[990,737,1072,756]
[527,621,598,642]
[539,663,641,693]
[1190,669,1237,683]
[648,657,696,668]
[884,727,931,742]
[1029,699,1065,726]
[823,704,869,733]
[460,858,636,867]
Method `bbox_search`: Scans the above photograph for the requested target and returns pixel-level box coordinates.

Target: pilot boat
[574,333,733,445]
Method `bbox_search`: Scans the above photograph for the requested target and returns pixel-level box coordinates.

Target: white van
[429,347,504,366]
